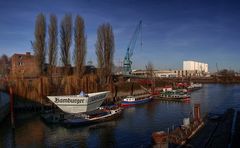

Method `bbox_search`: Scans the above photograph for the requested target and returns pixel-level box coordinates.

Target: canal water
[1,84,240,147]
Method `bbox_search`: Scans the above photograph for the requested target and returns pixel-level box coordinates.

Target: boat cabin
[123,96,136,102]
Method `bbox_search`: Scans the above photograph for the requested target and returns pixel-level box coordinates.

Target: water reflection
[0,125,16,148]
[1,84,240,147]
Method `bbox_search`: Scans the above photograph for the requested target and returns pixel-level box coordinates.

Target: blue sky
[0,0,240,72]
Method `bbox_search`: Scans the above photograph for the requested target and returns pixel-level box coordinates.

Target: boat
[121,94,152,107]
[187,82,202,91]
[40,110,71,124]
[47,91,109,114]
[0,91,10,122]
[63,105,123,126]
[41,105,122,126]
[157,90,190,102]
[152,104,204,146]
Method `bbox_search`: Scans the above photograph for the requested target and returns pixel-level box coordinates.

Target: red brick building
[11,52,38,77]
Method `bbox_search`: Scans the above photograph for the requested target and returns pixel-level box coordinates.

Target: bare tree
[145,61,154,78]
[32,13,46,75]
[146,61,155,93]
[95,23,115,84]
[48,14,58,75]
[0,54,10,76]
[60,14,72,75]
[74,15,86,77]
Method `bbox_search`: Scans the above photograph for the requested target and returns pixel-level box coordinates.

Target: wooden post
[131,83,134,96]
[193,104,201,121]
[40,77,43,105]
[114,85,118,102]
[86,76,89,93]
[151,78,155,95]
[9,86,15,128]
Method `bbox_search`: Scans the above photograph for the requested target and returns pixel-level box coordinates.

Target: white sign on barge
[47,91,109,114]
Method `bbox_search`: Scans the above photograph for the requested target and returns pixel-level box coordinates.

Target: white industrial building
[130,61,209,78]
[183,61,208,73]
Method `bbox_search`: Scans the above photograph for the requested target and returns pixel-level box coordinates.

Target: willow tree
[95,23,115,84]
[74,15,86,77]
[60,14,72,75]
[32,13,46,75]
[48,14,58,75]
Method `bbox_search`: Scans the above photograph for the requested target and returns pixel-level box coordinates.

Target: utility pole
[9,86,15,128]
[216,63,219,73]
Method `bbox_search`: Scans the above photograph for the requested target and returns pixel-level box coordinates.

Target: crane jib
[123,21,142,75]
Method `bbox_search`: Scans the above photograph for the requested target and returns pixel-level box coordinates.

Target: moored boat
[47,91,109,114]
[187,82,202,91]
[157,90,190,102]
[63,105,123,126]
[121,94,152,107]
[41,105,123,125]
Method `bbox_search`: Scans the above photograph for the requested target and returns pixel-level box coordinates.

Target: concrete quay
[187,108,240,148]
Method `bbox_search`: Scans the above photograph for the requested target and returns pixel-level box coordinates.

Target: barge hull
[121,97,152,107]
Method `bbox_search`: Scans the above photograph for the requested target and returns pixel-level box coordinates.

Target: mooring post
[131,83,134,96]
[193,104,201,121]
[86,76,89,94]
[40,76,44,111]
[40,77,43,105]
[9,86,15,128]
[114,85,118,102]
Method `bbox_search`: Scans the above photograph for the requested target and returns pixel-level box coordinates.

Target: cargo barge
[121,94,152,107]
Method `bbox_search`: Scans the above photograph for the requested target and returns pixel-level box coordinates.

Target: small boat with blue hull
[121,94,152,107]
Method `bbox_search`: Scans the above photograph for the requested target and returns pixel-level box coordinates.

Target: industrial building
[131,61,209,78]
[183,61,208,73]
[182,60,209,77]
[131,70,177,78]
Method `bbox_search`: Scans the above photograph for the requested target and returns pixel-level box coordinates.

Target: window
[18,62,24,66]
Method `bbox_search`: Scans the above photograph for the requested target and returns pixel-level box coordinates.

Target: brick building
[11,52,38,77]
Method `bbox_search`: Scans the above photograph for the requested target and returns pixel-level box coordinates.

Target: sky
[0,0,240,72]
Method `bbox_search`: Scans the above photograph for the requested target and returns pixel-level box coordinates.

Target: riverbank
[153,76,240,84]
